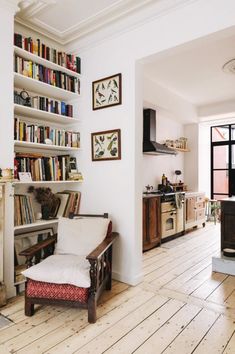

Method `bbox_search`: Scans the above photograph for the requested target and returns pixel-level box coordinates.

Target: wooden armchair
[19,213,118,323]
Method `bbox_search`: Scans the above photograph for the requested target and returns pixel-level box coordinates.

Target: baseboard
[112,271,143,286]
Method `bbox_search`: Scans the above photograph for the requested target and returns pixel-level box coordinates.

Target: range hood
[143,109,176,155]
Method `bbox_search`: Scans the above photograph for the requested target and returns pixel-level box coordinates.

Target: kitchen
[142,108,206,251]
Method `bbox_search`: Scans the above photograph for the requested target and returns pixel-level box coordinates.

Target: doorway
[211,124,235,199]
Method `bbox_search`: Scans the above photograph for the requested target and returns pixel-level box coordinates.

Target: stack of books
[14,154,77,181]
[14,33,81,74]
[14,194,35,226]
[14,118,80,148]
[14,55,80,94]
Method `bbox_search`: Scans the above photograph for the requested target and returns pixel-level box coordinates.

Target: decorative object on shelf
[91,129,121,161]
[18,172,32,182]
[0,168,14,181]
[145,185,153,194]
[165,137,188,150]
[92,73,122,110]
[28,186,60,220]
[14,89,31,107]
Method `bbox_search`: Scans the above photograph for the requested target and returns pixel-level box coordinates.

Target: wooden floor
[1,223,235,354]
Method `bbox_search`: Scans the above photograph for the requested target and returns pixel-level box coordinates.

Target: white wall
[65,0,235,285]
[142,108,184,190]
[198,124,211,197]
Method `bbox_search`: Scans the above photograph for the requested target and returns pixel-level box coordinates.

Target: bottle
[162,174,167,186]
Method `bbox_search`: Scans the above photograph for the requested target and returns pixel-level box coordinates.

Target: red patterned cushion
[27,280,88,303]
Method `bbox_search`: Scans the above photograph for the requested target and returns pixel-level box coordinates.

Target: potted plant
[28,186,60,220]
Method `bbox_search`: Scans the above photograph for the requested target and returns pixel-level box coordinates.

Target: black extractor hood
[143,109,176,155]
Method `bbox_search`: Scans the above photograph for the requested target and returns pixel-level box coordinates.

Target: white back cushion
[54,217,110,256]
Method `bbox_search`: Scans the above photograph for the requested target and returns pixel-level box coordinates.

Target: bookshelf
[14,104,80,126]
[12,39,82,289]
[14,141,81,151]
[14,73,79,101]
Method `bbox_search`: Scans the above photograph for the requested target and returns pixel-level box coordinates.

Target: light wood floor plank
[223,330,235,353]
[193,315,235,354]
[43,289,155,354]
[162,308,219,354]
[134,303,201,354]
[74,295,169,354]
[102,299,185,354]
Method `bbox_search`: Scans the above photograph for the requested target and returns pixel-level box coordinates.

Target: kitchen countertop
[220,196,235,202]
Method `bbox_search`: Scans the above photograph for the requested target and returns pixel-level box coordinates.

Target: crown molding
[15,0,196,46]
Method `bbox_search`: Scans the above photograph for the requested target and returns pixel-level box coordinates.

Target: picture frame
[92,73,122,110]
[91,129,121,161]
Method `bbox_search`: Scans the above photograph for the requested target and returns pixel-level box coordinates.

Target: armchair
[19,213,118,323]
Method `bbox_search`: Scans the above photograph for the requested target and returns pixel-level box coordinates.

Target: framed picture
[91,129,121,161]
[92,73,122,110]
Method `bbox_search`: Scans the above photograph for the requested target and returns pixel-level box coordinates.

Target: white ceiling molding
[14,0,193,45]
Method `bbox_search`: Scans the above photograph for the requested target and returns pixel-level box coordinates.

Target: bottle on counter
[162,174,167,186]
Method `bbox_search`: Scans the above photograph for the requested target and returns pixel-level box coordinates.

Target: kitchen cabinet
[220,198,235,251]
[185,192,206,230]
[143,196,161,251]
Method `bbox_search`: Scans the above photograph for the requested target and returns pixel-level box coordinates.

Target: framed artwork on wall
[92,73,122,110]
[91,129,121,161]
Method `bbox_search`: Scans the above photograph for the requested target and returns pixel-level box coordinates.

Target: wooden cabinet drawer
[197,195,205,203]
[196,209,205,220]
[196,202,204,210]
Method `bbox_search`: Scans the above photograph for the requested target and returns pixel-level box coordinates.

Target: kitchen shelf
[14,73,80,101]
[14,219,58,231]
[14,140,81,151]
[14,104,80,126]
[13,180,82,185]
[14,46,81,79]
[166,146,190,152]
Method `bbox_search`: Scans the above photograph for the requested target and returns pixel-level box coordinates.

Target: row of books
[14,56,80,94]
[14,154,77,181]
[56,191,81,218]
[14,118,80,148]
[14,190,81,227]
[14,33,81,74]
[14,89,73,117]
[14,194,35,226]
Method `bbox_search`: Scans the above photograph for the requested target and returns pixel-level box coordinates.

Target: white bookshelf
[14,104,80,126]
[14,46,81,79]
[14,140,81,151]
[13,180,82,185]
[14,73,79,101]
[14,219,58,231]
[11,39,82,294]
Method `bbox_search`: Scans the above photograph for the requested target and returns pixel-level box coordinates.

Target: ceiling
[15,0,157,44]
[143,27,235,108]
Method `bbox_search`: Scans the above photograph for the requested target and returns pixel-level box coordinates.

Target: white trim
[112,270,143,286]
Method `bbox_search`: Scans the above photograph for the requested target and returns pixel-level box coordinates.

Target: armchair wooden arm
[19,235,57,267]
[86,232,119,261]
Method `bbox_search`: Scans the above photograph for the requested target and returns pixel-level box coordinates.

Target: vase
[41,205,50,220]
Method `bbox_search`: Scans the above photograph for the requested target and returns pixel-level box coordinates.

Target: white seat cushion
[55,217,110,256]
[22,254,91,288]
